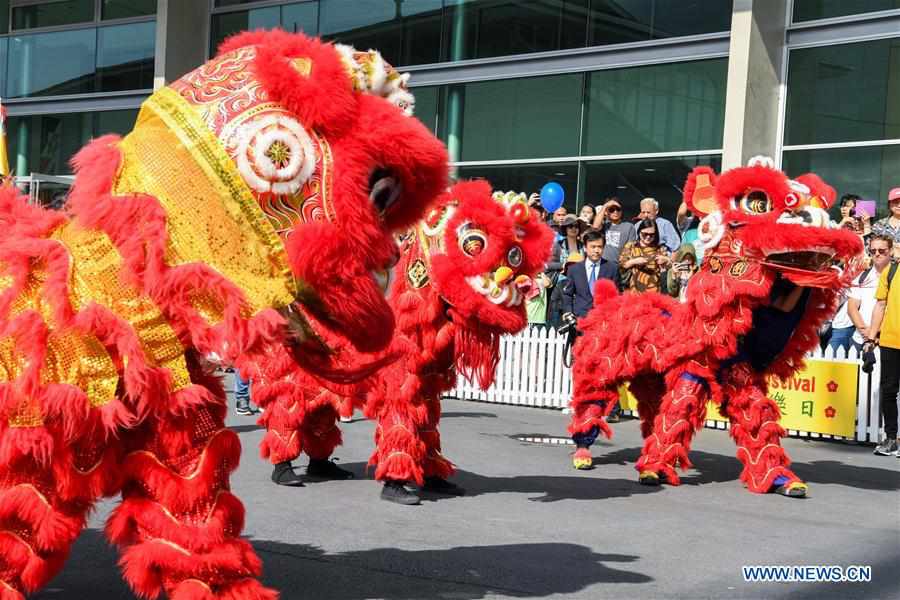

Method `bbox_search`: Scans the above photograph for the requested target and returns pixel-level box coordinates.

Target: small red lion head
[683,157,862,287]
[423,180,554,332]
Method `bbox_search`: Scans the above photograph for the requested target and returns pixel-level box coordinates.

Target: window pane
[0,0,9,34]
[793,0,900,22]
[589,0,653,45]
[445,0,588,61]
[95,108,138,136]
[457,162,579,213]
[320,0,442,66]
[589,0,732,46]
[282,2,319,35]
[583,59,727,155]
[412,85,440,135]
[782,145,900,219]
[581,155,722,221]
[7,29,97,97]
[97,21,155,92]
[215,0,267,6]
[452,73,583,162]
[651,0,732,39]
[210,7,280,55]
[7,112,93,175]
[0,38,7,86]
[12,0,94,30]
[102,0,157,19]
[785,38,900,145]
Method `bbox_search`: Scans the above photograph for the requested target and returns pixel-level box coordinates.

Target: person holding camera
[666,243,698,303]
[863,235,900,457]
[836,194,871,239]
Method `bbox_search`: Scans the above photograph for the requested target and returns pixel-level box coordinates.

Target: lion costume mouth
[764,248,836,272]
[464,273,532,308]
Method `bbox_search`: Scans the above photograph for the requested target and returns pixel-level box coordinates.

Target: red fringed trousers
[0,388,276,599]
[570,362,801,493]
[637,364,800,491]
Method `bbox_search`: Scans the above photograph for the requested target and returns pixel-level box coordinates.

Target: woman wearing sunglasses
[619,218,671,293]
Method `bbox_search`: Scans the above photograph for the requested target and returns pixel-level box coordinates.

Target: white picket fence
[445,326,885,443]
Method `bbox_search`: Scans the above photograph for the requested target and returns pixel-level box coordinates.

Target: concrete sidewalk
[37,390,899,599]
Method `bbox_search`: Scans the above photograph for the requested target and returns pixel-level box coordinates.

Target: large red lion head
[199,30,448,356]
[684,157,862,289]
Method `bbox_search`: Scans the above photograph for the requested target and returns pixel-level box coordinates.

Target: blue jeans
[828,326,861,354]
[234,373,251,403]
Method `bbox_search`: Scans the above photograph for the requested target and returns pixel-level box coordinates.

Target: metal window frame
[5,0,156,35]
[789,5,900,28]
[4,90,148,115]
[452,149,725,169]
[406,33,730,87]
[209,0,312,16]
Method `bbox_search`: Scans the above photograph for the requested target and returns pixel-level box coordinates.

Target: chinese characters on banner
[618,359,859,438]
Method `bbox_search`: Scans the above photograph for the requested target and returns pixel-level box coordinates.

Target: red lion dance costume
[0,31,448,599]
[247,182,553,504]
[567,158,862,498]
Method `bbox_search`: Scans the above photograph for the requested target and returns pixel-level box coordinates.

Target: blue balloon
[540,182,565,213]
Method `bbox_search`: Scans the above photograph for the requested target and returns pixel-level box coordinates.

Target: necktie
[589,263,597,295]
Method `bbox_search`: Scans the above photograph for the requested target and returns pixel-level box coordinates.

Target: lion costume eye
[740,190,772,215]
[507,245,523,268]
[457,223,487,257]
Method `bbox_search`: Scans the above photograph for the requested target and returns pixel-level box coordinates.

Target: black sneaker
[235,399,253,416]
[271,461,304,486]
[306,458,355,480]
[380,480,420,505]
[873,437,899,456]
[422,476,465,496]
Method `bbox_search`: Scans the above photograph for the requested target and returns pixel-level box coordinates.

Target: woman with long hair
[619,218,670,292]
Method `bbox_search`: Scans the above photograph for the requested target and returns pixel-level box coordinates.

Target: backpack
[888,262,898,291]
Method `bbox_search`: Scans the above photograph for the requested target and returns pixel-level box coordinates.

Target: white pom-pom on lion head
[335,44,417,116]
[747,155,776,169]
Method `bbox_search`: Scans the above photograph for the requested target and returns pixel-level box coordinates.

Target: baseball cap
[889,187,900,202]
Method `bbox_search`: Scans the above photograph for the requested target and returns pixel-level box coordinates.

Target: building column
[721,0,790,170]
[154,0,210,89]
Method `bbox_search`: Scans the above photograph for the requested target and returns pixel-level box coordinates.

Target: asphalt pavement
[35,376,899,600]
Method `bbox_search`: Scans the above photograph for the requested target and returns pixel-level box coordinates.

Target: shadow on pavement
[38,530,652,600]
[441,411,499,419]
[229,423,263,434]
[254,540,652,599]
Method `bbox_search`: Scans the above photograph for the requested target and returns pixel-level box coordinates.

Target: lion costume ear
[795,173,836,210]
[683,166,719,217]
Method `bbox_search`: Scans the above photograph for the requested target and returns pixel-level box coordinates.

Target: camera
[861,343,877,374]
[557,312,578,336]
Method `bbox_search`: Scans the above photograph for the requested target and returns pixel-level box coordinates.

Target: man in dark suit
[562,228,622,421]
[562,229,618,318]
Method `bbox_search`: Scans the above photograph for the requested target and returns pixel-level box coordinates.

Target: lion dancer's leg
[106,373,277,599]
[0,420,119,599]
[720,362,806,497]
[256,376,306,487]
[366,374,426,506]
[635,370,709,486]
[301,400,354,481]
[417,397,463,496]
[567,387,617,470]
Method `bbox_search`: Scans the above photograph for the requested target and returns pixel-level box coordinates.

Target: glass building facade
[2,0,898,219]
[1,0,155,175]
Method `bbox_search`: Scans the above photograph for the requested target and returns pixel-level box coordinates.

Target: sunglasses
[608,206,622,212]
[871,248,891,255]
[639,231,656,238]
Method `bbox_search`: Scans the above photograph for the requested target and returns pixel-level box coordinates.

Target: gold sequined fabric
[0,259,120,427]
[113,87,297,317]
[52,222,191,391]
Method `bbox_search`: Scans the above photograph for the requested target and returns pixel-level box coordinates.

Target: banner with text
[618,358,858,438]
